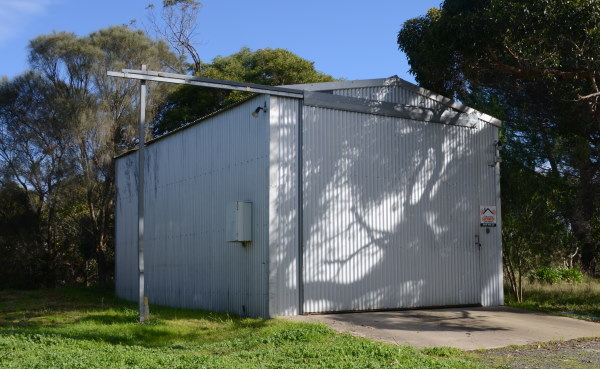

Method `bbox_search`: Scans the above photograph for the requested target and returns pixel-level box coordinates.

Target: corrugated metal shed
[115,76,503,318]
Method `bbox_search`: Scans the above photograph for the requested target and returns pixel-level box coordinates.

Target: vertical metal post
[297,99,304,315]
[494,129,504,305]
[138,65,148,322]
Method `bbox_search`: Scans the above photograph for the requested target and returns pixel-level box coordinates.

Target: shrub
[559,268,584,283]
[529,267,584,284]
[530,267,562,284]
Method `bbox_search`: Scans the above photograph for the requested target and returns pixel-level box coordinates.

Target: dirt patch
[476,338,600,368]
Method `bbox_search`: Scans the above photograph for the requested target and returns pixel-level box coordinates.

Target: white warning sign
[480,206,497,227]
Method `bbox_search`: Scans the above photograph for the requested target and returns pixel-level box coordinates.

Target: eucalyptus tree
[0,26,177,285]
[398,0,600,276]
[146,0,202,74]
[0,71,79,286]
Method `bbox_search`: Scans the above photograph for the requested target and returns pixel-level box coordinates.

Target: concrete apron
[285,306,600,350]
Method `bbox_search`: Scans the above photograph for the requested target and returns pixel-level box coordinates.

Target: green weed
[528,267,584,285]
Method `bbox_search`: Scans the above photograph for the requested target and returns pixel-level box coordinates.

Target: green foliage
[163,0,200,6]
[204,47,334,87]
[560,268,584,283]
[399,0,600,98]
[498,153,574,300]
[0,183,42,289]
[421,347,465,358]
[530,267,563,285]
[0,288,481,368]
[152,47,336,136]
[526,266,584,285]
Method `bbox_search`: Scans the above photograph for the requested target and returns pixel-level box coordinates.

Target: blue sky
[0,0,441,82]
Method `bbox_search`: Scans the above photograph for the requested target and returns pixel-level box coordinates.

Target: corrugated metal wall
[333,85,454,110]
[333,85,410,104]
[335,84,503,307]
[477,122,504,306]
[268,96,300,316]
[116,81,503,318]
[115,96,271,317]
[300,85,502,313]
[115,155,138,303]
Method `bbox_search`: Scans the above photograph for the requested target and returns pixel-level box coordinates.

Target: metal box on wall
[226,201,252,242]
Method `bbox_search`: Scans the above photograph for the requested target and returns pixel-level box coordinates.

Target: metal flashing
[284,76,502,128]
[283,78,397,91]
[304,91,479,128]
[297,100,304,315]
[113,94,265,160]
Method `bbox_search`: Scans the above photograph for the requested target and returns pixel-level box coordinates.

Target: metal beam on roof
[107,69,304,99]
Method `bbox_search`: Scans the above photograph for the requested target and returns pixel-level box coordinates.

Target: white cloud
[0,0,53,43]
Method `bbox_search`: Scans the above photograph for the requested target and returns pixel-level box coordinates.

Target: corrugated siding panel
[115,155,139,302]
[477,120,504,306]
[268,96,300,316]
[333,86,439,107]
[302,103,501,313]
[115,96,270,318]
[334,85,503,307]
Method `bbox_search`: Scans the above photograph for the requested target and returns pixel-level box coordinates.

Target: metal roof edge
[390,76,502,128]
[282,78,396,91]
[282,76,502,128]
[114,94,265,160]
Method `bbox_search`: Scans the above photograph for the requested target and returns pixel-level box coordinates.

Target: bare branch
[578,91,600,100]
[146,0,202,73]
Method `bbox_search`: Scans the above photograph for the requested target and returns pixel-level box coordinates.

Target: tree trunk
[96,243,107,285]
[517,268,523,303]
[44,205,57,288]
[503,251,522,302]
[570,159,598,276]
[581,240,597,276]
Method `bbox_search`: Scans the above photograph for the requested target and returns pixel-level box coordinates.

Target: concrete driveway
[286,306,600,350]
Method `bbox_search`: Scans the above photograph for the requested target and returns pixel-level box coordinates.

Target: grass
[0,287,483,368]
[505,279,600,320]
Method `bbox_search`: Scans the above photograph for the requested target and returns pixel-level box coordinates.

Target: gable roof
[283,76,502,127]
[114,75,501,160]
